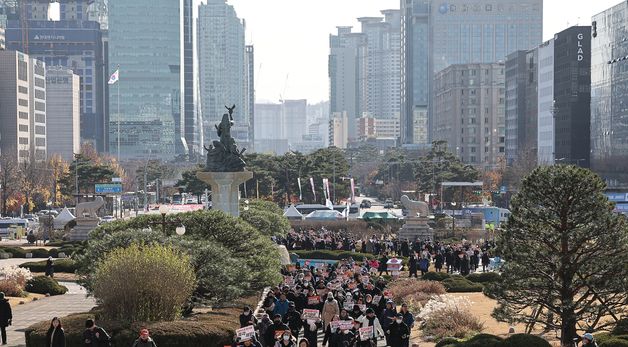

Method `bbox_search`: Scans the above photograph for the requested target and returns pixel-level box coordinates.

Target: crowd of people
[231,259,413,347]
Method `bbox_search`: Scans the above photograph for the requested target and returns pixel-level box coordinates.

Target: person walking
[83,319,111,347]
[386,313,410,347]
[0,292,12,345]
[240,306,258,328]
[45,257,55,278]
[264,314,290,347]
[283,302,303,340]
[481,252,490,273]
[408,253,418,278]
[132,329,157,347]
[322,293,339,329]
[46,317,65,347]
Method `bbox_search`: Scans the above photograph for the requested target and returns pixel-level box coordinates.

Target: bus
[0,218,29,238]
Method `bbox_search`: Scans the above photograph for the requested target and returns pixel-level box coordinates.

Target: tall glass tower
[401,0,543,144]
[108,0,193,159]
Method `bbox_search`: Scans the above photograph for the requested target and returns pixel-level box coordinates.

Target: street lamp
[147,204,186,236]
[175,225,186,236]
[159,204,169,235]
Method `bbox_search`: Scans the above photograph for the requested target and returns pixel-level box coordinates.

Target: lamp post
[147,204,186,236]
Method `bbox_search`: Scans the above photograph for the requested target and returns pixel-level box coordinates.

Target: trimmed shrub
[0,247,27,258]
[613,319,628,336]
[501,333,551,347]
[419,296,484,341]
[465,272,501,283]
[435,337,461,347]
[388,279,446,303]
[92,244,196,322]
[463,333,503,347]
[292,249,376,261]
[600,338,628,347]
[25,276,67,296]
[422,271,451,281]
[20,259,77,273]
[442,275,484,292]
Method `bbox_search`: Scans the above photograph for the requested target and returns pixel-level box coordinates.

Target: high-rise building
[433,62,505,169]
[245,45,255,150]
[107,0,193,159]
[591,3,628,181]
[401,0,543,144]
[283,99,307,146]
[506,26,591,167]
[329,112,349,149]
[46,67,80,162]
[5,0,107,152]
[0,50,46,162]
[0,27,5,50]
[198,0,247,146]
[358,10,401,120]
[329,26,365,141]
[505,49,538,164]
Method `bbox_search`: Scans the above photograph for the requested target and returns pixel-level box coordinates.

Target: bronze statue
[204,105,247,172]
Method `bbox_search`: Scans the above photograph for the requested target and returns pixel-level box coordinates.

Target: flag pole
[117,66,120,162]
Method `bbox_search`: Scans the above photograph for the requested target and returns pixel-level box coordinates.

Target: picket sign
[359,326,374,341]
[302,308,320,320]
[236,325,255,341]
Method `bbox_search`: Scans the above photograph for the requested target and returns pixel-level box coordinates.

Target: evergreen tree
[489,165,628,346]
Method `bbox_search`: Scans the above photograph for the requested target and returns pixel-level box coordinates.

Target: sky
[216,0,621,103]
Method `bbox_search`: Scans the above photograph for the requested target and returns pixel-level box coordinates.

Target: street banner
[308,296,320,305]
[236,325,255,341]
[297,177,303,201]
[302,309,320,320]
[310,177,316,202]
[350,178,355,202]
[359,326,374,341]
[322,178,329,200]
[325,178,331,200]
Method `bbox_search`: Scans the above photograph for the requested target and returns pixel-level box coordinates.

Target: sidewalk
[5,282,96,347]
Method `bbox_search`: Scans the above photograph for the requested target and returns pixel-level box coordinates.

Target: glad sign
[577,33,584,62]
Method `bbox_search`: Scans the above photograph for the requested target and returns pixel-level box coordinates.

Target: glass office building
[591,2,628,182]
[108,0,193,159]
[401,0,543,144]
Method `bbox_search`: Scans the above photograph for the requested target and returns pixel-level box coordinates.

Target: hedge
[614,319,628,336]
[292,250,377,261]
[422,271,451,281]
[0,246,82,259]
[25,276,68,296]
[441,275,484,293]
[600,338,628,347]
[20,259,78,273]
[465,272,501,283]
[435,337,461,347]
[25,295,260,347]
[501,334,552,347]
[439,333,552,347]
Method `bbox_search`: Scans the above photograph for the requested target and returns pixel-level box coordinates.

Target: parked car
[384,199,394,209]
[360,200,372,209]
[100,215,116,224]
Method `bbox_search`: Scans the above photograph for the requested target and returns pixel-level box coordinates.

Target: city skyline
[225,0,620,102]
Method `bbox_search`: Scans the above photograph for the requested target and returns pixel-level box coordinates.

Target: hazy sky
[218,0,621,103]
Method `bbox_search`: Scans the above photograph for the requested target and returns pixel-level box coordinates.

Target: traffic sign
[95,183,123,194]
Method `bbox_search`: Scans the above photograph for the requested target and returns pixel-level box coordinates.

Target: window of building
[471,147,476,153]
[19,112,28,120]
[18,61,28,81]
[19,150,29,159]
[36,114,45,123]
[18,137,29,145]
[35,78,45,88]
[471,156,476,162]
[35,125,45,135]
[35,90,45,100]
[485,146,489,153]
[18,99,28,107]
[19,124,28,132]
[18,86,28,94]
[35,102,45,112]
[36,138,45,147]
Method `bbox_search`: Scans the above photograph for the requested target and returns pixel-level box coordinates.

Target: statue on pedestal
[203,105,247,172]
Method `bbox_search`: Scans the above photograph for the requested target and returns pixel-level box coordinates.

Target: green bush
[92,244,196,322]
[423,271,451,281]
[435,337,461,347]
[613,318,628,336]
[20,259,77,273]
[240,208,290,238]
[600,338,628,347]
[29,248,51,258]
[292,250,376,261]
[501,333,551,347]
[0,247,27,258]
[442,275,484,292]
[466,272,501,283]
[25,276,68,296]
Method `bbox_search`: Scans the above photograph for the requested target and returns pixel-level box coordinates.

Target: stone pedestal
[70,218,100,241]
[398,217,434,242]
[197,171,253,217]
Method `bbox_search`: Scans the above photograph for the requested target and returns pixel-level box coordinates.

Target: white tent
[305,210,344,220]
[53,207,76,229]
[283,205,304,220]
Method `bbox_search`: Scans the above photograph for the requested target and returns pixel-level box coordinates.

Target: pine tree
[489,165,628,347]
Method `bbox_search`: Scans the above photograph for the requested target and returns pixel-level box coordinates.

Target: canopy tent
[283,205,304,220]
[304,210,344,220]
[361,211,399,221]
[53,207,76,229]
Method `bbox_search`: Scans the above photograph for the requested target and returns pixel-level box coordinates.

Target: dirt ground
[409,292,561,347]
[7,292,46,307]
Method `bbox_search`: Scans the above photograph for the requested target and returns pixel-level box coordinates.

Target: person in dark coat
[45,257,55,277]
[132,329,157,347]
[481,252,491,272]
[283,303,303,340]
[83,318,110,347]
[46,317,65,347]
[418,257,430,276]
[434,252,444,272]
[408,253,418,278]
[460,254,470,276]
[240,306,258,328]
[301,317,322,347]
[264,314,290,347]
[377,254,389,276]
[0,292,12,345]
[386,313,410,347]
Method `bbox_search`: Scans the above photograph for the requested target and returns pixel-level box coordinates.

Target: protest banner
[307,296,320,305]
[372,295,382,305]
[343,302,355,311]
[274,330,288,339]
[283,276,294,286]
[339,321,354,330]
[236,325,255,341]
[359,326,374,341]
[302,309,320,320]
[383,290,393,299]
[330,320,341,330]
